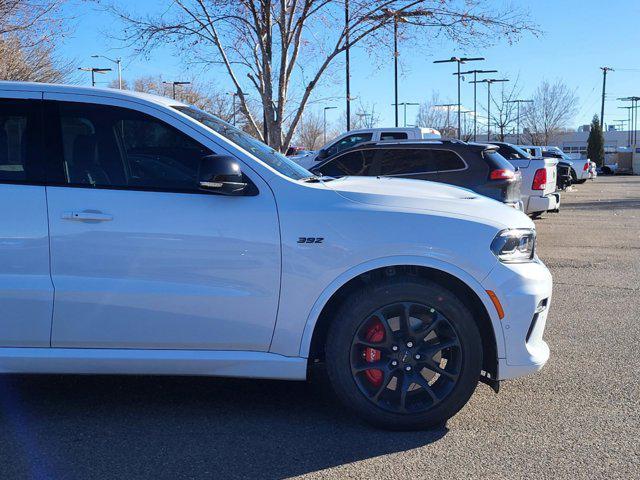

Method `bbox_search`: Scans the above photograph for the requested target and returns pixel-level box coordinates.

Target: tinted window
[55,102,211,191]
[496,144,529,160]
[378,149,437,175]
[0,99,42,183]
[431,150,465,171]
[319,150,374,176]
[380,132,408,140]
[324,133,373,157]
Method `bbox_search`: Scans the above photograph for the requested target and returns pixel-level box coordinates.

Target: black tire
[575,179,587,184]
[325,276,482,431]
[530,211,544,219]
[570,169,578,184]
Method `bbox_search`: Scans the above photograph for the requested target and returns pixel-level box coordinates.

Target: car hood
[322,176,533,230]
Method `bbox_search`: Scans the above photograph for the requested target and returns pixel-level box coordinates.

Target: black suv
[310,140,522,207]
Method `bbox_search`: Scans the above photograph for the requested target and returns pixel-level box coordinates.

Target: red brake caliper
[364,321,385,387]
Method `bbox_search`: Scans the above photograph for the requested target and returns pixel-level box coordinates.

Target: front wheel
[325,276,482,430]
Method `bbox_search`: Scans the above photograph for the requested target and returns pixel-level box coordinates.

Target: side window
[431,149,466,171]
[319,150,374,176]
[55,102,211,191]
[325,133,373,157]
[378,149,437,176]
[380,132,408,140]
[0,99,43,183]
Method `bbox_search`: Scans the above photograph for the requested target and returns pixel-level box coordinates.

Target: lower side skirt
[0,348,308,381]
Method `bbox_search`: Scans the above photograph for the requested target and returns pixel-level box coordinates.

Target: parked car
[293,126,441,169]
[310,140,523,209]
[481,142,560,218]
[0,82,552,431]
[538,151,573,191]
[541,146,591,184]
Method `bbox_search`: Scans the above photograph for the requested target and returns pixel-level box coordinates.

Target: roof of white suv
[0,81,185,108]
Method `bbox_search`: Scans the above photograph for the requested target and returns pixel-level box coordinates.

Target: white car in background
[520,145,590,185]
[293,127,441,169]
[0,82,551,431]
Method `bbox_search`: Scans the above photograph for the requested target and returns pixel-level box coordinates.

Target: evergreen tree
[587,115,605,167]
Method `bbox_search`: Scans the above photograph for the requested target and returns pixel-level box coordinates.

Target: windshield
[174,106,313,180]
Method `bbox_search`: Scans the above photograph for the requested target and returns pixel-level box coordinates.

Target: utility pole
[434,57,484,139]
[345,0,351,130]
[455,69,497,141]
[470,78,509,141]
[91,55,122,89]
[506,99,533,145]
[323,106,337,143]
[600,67,614,132]
[163,81,191,100]
[78,67,112,87]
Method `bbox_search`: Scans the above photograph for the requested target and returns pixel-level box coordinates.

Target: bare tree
[415,92,449,132]
[353,100,379,129]
[521,79,578,145]
[293,110,324,148]
[113,75,235,122]
[0,1,72,82]
[485,76,522,141]
[108,1,534,151]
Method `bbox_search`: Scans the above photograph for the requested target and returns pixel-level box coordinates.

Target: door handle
[62,211,113,222]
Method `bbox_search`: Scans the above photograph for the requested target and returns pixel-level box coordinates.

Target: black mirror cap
[316,149,328,160]
[198,155,257,196]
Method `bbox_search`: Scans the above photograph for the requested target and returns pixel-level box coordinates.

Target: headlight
[490,229,536,263]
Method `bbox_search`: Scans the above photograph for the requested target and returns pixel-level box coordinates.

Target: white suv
[0,82,551,430]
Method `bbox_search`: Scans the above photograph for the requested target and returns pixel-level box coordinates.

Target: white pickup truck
[483,142,560,217]
[293,127,441,169]
[520,145,591,184]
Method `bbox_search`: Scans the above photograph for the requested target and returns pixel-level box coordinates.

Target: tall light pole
[345,0,351,130]
[506,99,533,145]
[434,57,484,139]
[456,69,497,141]
[619,106,633,146]
[368,8,432,127]
[619,97,640,147]
[435,103,458,136]
[91,55,122,89]
[163,81,191,100]
[78,67,112,87]
[392,102,420,127]
[323,106,337,143]
[470,79,509,141]
[600,67,614,131]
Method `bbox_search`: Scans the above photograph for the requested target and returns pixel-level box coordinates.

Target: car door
[0,91,53,347]
[43,96,281,351]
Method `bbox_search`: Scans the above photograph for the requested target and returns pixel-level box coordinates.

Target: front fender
[295,255,505,359]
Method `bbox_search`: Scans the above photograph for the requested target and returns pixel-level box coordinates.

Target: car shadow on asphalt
[0,374,447,479]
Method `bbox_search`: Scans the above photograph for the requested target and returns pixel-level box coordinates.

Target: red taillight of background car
[583,162,589,171]
[490,169,515,180]
[532,168,547,190]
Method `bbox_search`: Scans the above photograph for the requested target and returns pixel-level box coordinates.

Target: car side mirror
[316,148,328,161]
[198,155,253,196]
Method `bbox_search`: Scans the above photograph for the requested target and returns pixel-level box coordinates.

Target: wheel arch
[300,257,504,380]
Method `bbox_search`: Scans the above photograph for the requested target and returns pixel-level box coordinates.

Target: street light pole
[163,81,191,100]
[78,67,112,87]
[435,103,457,136]
[434,57,484,139]
[506,99,533,144]
[91,55,122,89]
[345,0,351,131]
[456,69,497,141]
[323,106,337,143]
[469,78,509,141]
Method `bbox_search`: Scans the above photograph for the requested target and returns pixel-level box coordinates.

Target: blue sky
[59,0,640,130]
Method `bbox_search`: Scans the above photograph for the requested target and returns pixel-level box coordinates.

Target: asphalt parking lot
[1,176,638,480]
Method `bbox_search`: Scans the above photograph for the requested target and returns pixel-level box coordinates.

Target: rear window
[380,132,409,140]
[496,144,530,160]
[431,149,466,171]
[378,149,437,175]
